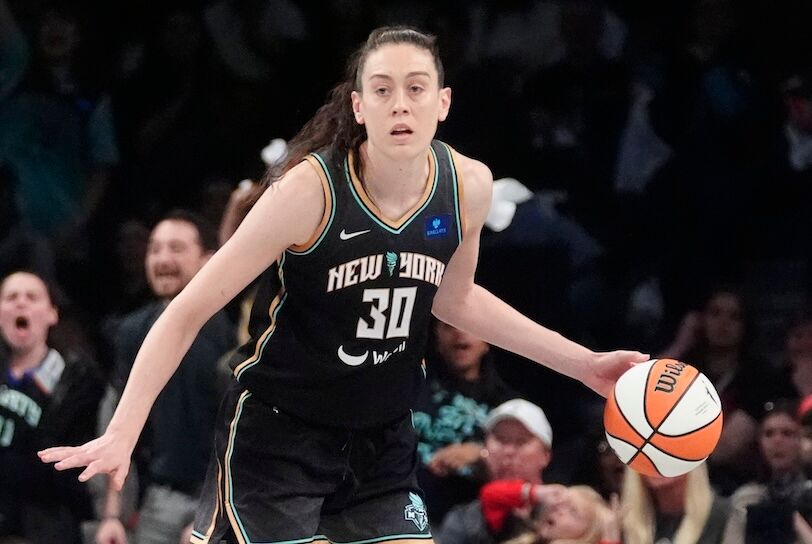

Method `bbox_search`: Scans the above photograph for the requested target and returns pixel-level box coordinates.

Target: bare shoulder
[449,149,493,225]
[248,158,327,247]
[453,151,493,193]
[271,159,324,198]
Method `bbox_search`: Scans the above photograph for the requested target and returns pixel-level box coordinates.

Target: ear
[541,445,552,469]
[47,305,59,328]
[438,87,452,122]
[351,90,365,125]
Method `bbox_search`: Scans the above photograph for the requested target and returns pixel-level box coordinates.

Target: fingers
[38,446,80,462]
[54,451,96,471]
[113,465,130,491]
[78,460,105,482]
[622,350,650,362]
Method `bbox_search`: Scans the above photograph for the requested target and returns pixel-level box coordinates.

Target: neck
[653,483,686,515]
[459,364,480,382]
[9,343,49,378]
[361,141,429,200]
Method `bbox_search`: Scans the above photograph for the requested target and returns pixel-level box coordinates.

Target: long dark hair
[261,26,444,187]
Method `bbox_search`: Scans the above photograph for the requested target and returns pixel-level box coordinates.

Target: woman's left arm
[432,155,647,397]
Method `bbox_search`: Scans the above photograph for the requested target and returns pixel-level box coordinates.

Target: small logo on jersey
[425,214,450,239]
[339,228,371,240]
[337,345,369,366]
[404,492,428,531]
[386,251,398,276]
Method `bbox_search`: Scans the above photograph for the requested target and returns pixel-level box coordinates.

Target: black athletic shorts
[190,382,432,543]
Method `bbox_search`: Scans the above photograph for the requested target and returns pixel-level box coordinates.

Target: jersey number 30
[356,287,417,340]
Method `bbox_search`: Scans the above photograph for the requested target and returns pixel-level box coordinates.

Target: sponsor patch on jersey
[424,214,450,239]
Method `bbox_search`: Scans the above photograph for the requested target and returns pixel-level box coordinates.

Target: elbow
[432,289,472,328]
[165,295,210,334]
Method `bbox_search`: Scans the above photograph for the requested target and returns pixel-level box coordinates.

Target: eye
[409,85,424,93]
[375,87,390,96]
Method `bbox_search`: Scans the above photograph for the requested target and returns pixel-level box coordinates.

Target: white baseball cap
[485,399,553,448]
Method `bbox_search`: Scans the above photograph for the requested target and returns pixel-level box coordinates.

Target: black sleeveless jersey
[232,140,465,430]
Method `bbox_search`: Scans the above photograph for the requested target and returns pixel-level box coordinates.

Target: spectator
[661,286,792,493]
[436,399,554,544]
[95,210,234,544]
[414,319,517,522]
[0,2,118,243]
[722,400,812,544]
[504,485,620,544]
[621,464,729,544]
[0,271,102,543]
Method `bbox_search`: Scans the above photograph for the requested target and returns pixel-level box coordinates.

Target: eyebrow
[368,71,432,81]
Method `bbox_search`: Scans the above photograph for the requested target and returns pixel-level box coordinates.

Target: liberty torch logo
[386,251,398,276]
[404,492,428,531]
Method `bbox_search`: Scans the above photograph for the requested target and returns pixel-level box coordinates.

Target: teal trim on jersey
[439,142,463,244]
[226,390,252,543]
[235,254,288,380]
[288,153,337,255]
[191,530,206,539]
[328,534,433,544]
[344,146,439,235]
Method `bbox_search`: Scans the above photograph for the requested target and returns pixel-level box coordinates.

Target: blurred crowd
[1,0,812,543]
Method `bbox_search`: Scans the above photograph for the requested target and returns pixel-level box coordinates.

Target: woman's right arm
[38,161,326,488]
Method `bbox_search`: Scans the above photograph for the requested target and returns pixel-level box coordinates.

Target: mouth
[390,125,414,136]
[14,315,31,332]
[153,270,179,280]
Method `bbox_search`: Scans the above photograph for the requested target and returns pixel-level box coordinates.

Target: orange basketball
[603,359,723,477]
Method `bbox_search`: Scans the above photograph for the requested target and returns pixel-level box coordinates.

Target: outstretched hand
[38,431,134,490]
[582,350,650,398]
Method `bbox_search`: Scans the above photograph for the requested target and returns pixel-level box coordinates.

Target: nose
[149,247,172,266]
[391,88,409,116]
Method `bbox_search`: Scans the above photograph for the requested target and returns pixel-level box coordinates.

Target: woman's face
[702,292,745,350]
[0,272,58,352]
[434,321,489,378]
[759,412,802,475]
[351,43,451,160]
[537,489,593,540]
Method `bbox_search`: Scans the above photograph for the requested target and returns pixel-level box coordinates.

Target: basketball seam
[642,361,657,430]
[610,394,648,446]
[605,432,637,449]
[626,370,702,469]
[655,411,722,438]
[633,450,663,477]
[644,439,707,463]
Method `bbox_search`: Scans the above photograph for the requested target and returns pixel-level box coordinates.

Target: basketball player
[39,27,647,543]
